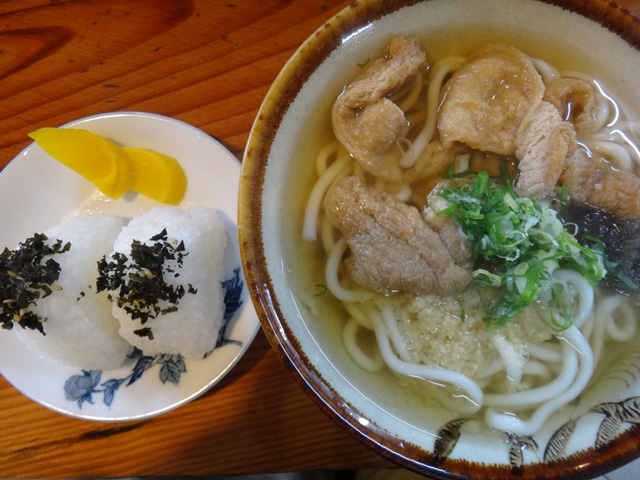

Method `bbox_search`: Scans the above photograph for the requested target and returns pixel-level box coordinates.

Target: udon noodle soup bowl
[239,0,640,478]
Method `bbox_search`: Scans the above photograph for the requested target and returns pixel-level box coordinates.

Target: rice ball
[109,206,227,359]
[13,214,132,369]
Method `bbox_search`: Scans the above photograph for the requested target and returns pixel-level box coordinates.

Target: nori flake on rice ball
[96,228,197,340]
[0,233,71,334]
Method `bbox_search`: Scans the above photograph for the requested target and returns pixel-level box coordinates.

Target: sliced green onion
[433,169,607,328]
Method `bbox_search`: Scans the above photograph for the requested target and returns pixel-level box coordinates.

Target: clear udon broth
[281,26,640,440]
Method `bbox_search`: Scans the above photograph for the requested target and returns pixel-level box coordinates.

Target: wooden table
[1,1,639,478]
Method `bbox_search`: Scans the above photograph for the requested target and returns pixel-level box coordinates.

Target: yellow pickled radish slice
[28,127,130,199]
[122,147,187,205]
[28,127,187,204]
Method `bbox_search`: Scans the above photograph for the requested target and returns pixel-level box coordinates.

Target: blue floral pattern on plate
[64,268,244,409]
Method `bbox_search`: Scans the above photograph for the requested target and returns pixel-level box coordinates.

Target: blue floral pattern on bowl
[64,268,244,409]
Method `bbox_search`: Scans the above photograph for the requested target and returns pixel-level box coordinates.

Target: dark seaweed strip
[568,204,640,293]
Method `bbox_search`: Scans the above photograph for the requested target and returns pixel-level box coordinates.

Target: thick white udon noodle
[302,53,640,437]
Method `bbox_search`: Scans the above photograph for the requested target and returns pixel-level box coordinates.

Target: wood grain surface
[1,0,639,478]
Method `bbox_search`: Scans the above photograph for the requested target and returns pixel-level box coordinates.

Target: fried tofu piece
[559,149,640,219]
[423,180,474,269]
[515,101,577,198]
[543,77,600,135]
[438,44,545,156]
[323,176,472,295]
[332,36,427,182]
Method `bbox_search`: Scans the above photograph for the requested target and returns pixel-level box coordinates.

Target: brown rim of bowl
[238,1,640,478]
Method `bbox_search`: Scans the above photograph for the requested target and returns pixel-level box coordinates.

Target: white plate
[0,111,260,421]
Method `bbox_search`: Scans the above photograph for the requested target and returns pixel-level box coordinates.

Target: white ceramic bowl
[239,1,640,477]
